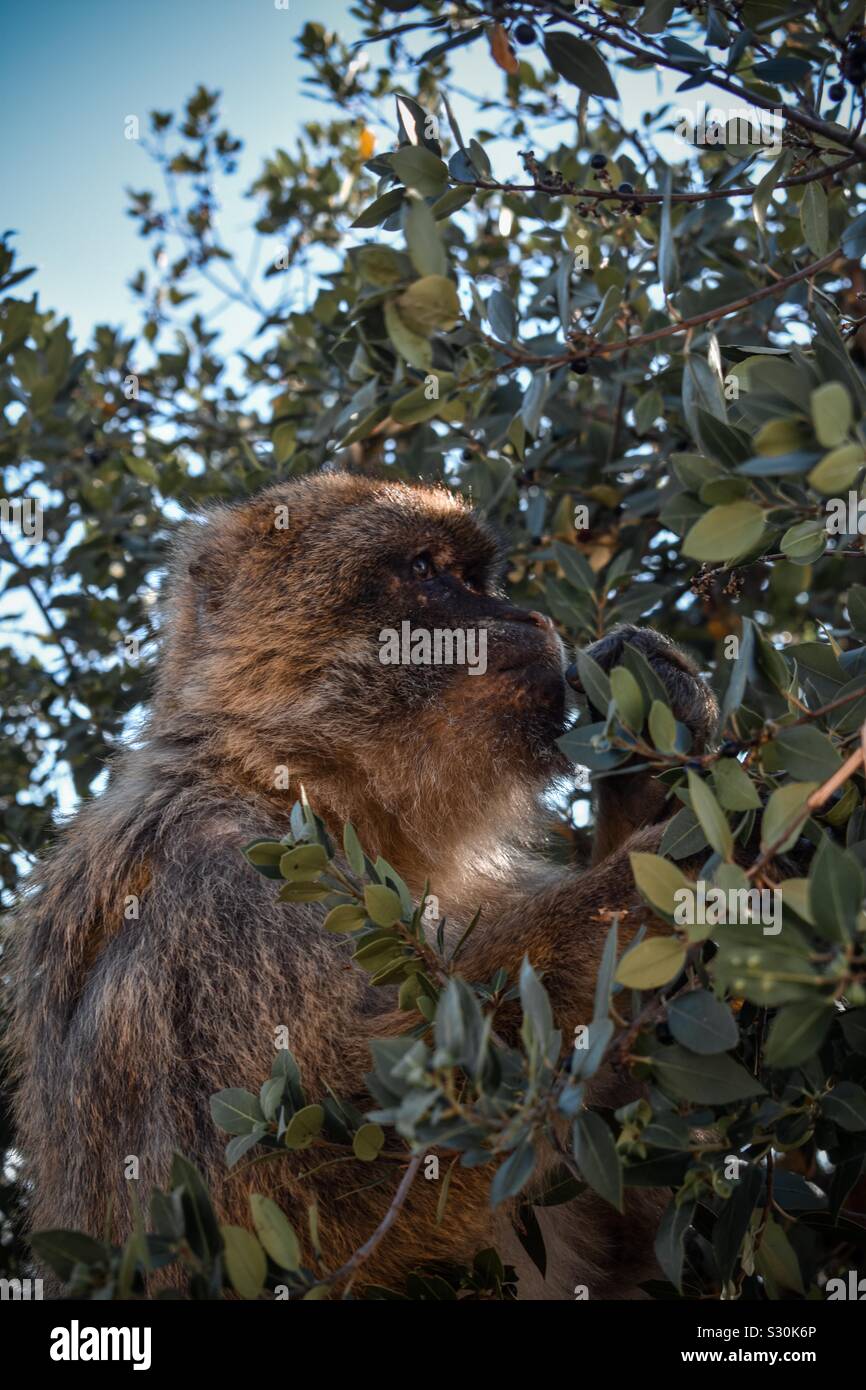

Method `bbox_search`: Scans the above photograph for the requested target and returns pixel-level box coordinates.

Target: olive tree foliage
[3,0,866,1298]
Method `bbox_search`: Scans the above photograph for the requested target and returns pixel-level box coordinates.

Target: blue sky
[1,0,743,350]
[1,0,342,341]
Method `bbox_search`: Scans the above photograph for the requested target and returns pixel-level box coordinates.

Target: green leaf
[397,275,460,333]
[651,1044,766,1102]
[323,903,366,933]
[221,1224,266,1299]
[284,1104,325,1151]
[822,1081,866,1130]
[648,699,678,754]
[630,851,693,915]
[391,145,449,196]
[660,807,708,860]
[760,781,817,853]
[29,1230,110,1282]
[250,1194,301,1271]
[593,919,619,1021]
[765,1000,833,1068]
[431,185,474,219]
[351,188,404,229]
[210,1088,265,1136]
[849,585,866,634]
[487,287,517,343]
[770,726,842,783]
[352,1122,386,1161]
[801,181,829,256]
[713,757,761,811]
[573,1112,623,1211]
[754,1218,804,1296]
[841,1009,866,1053]
[779,518,827,565]
[615,937,687,989]
[659,171,679,296]
[687,769,733,859]
[403,195,447,277]
[681,501,766,563]
[810,382,852,448]
[244,839,284,868]
[343,822,365,875]
[610,665,645,730]
[490,1138,536,1207]
[364,884,403,927]
[544,32,618,98]
[809,837,864,942]
[575,649,612,714]
[808,443,865,494]
[655,1196,695,1293]
[384,298,432,370]
[753,149,791,234]
[279,843,328,879]
[668,990,739,1054]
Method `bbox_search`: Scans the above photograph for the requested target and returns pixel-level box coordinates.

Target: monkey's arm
[568,624,718,863]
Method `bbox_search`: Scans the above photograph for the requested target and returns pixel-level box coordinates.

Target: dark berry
[513,20,535,44]
[828,81,847,101]
[852,39,866,60]
[630,201,643,215]
[570,357,589,375]
[590,153,607,170]
[655,1022,673,1044]
[617,181,634,194]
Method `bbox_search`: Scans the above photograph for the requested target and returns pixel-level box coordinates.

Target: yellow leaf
[359,128,376,159]
[488,23,519,75]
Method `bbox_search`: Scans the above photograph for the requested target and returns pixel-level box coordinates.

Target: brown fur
[6,473,717,1299]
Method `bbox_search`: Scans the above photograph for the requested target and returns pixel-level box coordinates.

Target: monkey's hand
[567,624,718,862]
[568,622,718,753]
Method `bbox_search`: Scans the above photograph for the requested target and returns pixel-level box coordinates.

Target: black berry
[655,1022,673,1044]
[570,357,589,375]
[617,181,634,195]
[630,201,643,215]
[828,81,847,101]
[590,153,607,170]
[513,20,535,44]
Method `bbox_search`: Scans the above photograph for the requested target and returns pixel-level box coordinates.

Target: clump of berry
[841,35,866,86]
[513,20,535,44]
[570,357,589,375]
[590,153,607,170]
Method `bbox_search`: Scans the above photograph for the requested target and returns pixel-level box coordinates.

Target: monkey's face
[172,475,570,806]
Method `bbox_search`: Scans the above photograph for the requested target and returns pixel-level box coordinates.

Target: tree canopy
[3,0,866,1301]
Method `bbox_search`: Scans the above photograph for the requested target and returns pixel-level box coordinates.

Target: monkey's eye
[411,552,435,580]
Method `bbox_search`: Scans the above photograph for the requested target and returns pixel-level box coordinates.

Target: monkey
[6,471,718,1300]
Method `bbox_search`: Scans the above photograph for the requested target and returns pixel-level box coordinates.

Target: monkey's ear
[176,511,239,615]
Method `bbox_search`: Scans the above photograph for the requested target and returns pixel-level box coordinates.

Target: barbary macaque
[8,472,717,1298]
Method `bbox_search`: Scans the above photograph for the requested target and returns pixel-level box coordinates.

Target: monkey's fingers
[568,623,718,752]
